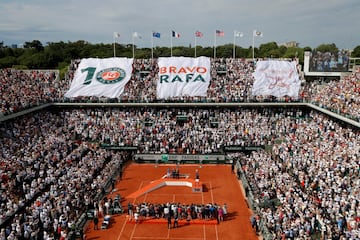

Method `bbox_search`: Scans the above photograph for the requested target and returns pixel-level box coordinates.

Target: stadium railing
[235,160,273,240]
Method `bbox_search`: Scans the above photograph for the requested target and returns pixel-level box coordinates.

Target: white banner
[157,57,211,99]
[252,60,300,98]
[64,57,133,98]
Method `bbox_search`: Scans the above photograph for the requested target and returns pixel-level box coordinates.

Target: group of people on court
[126,201,228,227]
[166,167,181,179]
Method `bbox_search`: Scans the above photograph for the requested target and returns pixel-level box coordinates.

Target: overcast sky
[1,0,359,50]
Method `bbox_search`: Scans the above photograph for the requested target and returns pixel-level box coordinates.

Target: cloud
[0,0,359,49]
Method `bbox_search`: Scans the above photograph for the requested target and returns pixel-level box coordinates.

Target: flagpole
[252,30,255,60]
[151,32,154,60]
[233,31,236,59]
[194,34,197,58]
[214,31,216,59]
[132,33,135,59]
[113,34,116,57]
[171,31,173,57]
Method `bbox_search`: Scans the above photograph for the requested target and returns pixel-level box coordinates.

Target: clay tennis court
[84,163,258,240]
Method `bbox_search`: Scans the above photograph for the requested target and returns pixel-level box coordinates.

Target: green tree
[20,52,48,69]
[259,42,278,57]
[314,43,338,53]
[215,44,233,58]
[196,47,213,57]
[0,56,17,68]
[44,42,66,68]
[133,47,151,59]
[235,46,248,58]
[0,39,357,70]
[283,47,304,64]
[351,45,360,57]
[171,47,183,57]
[89,43,112,58]
[24,40,44,52]
[303,46,312,52]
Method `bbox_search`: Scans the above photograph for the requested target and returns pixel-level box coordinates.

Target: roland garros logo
[96,67,126,84]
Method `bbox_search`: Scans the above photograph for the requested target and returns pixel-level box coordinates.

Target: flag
[253,30,263,37]
[172,30,180,38]
[114,32,120,38]
[133,32,142,39]
[157,57,211,99]
[216,30,224,37]
[252,60,300,98]
[234,31,244,37]
[64,57,134,98]
[153,31,161,38]
[195,31,203,37]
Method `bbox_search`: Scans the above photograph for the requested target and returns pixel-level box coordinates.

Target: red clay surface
[84,163,258,240]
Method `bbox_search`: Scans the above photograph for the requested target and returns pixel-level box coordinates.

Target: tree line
[0,40,359,71]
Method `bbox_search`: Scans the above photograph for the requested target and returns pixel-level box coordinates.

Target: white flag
[133,32,142,39]
[253,30,263,37]
[64,57,133,98]
[252,60,300,98]
[234,31,244,37]
[114,32,121,38]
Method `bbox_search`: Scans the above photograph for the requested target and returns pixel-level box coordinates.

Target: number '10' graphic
[81,67,125,85]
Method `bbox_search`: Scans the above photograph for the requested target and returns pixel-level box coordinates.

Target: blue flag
[153,32,161,38]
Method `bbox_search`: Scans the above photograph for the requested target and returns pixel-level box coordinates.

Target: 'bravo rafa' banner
[156,57,210,99]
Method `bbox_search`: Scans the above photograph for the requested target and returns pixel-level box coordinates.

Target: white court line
[117,181,144,240]
[214,224,219,240]
[130,222,138,240]
[133,181,144,203]
[167,225,171,238]
[132,237,205,240]
[119,181,218,240]
[209,181,214,203]
[143,192,148,202]
[117,215,129,240]
[129,180,144,240]
[143,193,200,196]
[202,185,206,240]
[209,181,219,240]
[203,224,206,239]
[201,187,204,204]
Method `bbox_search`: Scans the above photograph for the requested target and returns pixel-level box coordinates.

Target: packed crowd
[63,58,260,103]
[64,107,277,154]
[0,111,128,239]
[1,58,359,121]
[0,106,359,239]
[232,110,360,239]
[0,57,359,239]
[308,70,360,121]
[0,69,60,115]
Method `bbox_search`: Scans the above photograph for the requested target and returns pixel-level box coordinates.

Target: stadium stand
[1,58,359,121]
[0,58,359,239]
